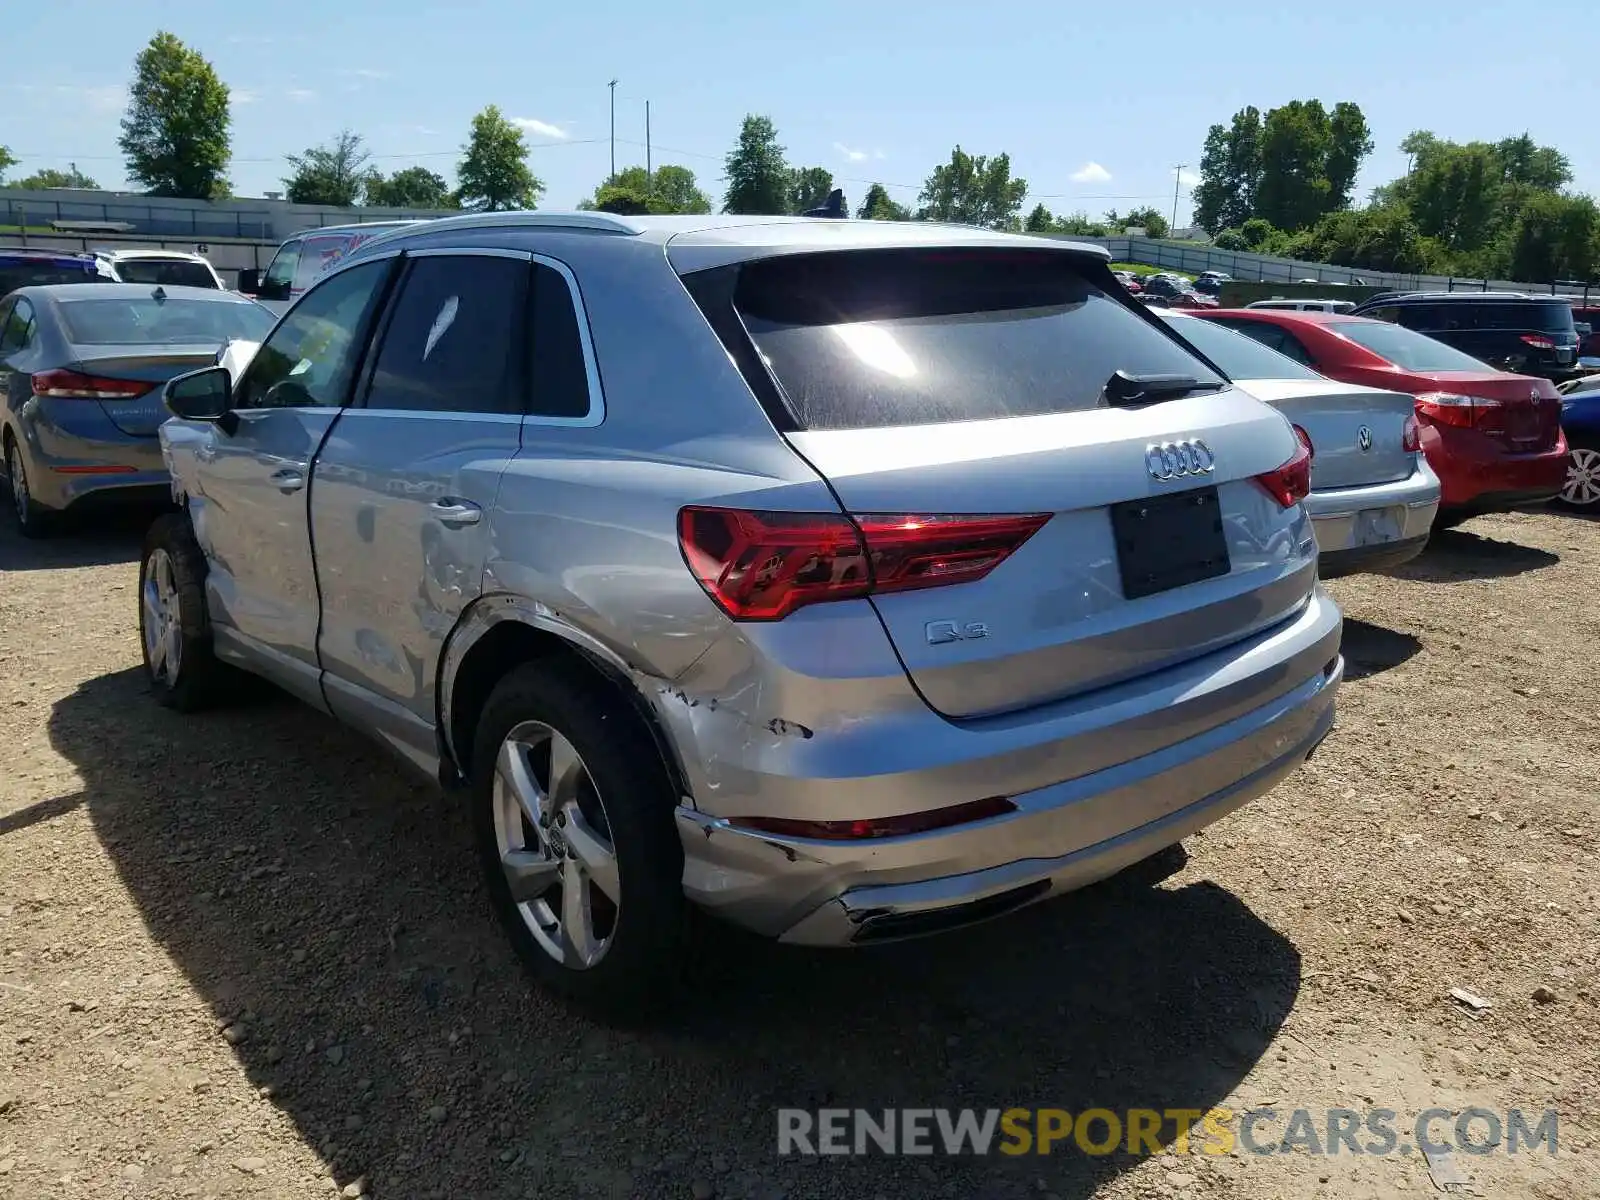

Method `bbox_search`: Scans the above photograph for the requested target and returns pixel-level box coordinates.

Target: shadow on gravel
[1392,527,1558,582]
[1339,619,1422,682]
[0,508,152,572]
[55,667,1300,1200]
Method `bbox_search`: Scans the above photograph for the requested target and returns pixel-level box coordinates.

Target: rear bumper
[1422,423,1568,511]
[674,587,1343,944]
[8,406,166,512]
[1305,458,1439,575]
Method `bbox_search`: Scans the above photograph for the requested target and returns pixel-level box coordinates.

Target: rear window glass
[58,296,276,346]
[1160,314,1321,381]
[111,259,217,288]
[0,259,107,294]
[1333,320,1493,372]
[732,250,1222,430]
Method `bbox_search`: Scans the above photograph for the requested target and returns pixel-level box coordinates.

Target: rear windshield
[1470,301,1575,334]
[111,259,218,288]
[58,296,276,346]
[0,259,107,294]
[1160,313,1321,381]
[732,250,1223,430]
[1334,320,1492,372]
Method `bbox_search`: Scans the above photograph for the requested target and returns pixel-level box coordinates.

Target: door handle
[270,468,306,494]
[430,498,482,528]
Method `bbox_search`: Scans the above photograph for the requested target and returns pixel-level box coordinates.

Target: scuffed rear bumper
[675,588,1342,944]
[1306,459,1439,577]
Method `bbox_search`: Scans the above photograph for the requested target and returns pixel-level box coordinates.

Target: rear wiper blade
[1101,370,1225,407]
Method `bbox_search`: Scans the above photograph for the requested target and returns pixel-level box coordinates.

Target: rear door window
[726,250,1222,430]
[0,298,36,352]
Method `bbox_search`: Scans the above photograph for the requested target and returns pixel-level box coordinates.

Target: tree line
[1190,99,1598,282]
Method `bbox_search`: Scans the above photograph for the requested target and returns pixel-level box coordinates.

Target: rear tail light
[1291,423,1315,461]
[31,369,148,400]
[677,507,1051,621]
[1401,414,1421,453]
[1414,392,1504,435]
[1253,429,1313,509]
[1520,333,1556,350]
[730,795,1017,841]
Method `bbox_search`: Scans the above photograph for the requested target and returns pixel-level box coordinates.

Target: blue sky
[6,1,1597,222]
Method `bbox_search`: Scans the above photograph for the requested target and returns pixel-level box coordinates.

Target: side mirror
[164,365,233,422]
[237,267,260,295]
[256,275,289,301]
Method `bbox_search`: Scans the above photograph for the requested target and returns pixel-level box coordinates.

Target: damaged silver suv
[143,211,1343,1017]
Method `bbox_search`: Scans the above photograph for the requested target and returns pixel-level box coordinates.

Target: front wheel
[1554,443,1600,511]
[471,664,687,1022]
[139,514,229,711]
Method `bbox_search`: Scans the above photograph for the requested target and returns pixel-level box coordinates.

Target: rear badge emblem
[1357,425,1373,452]
[926,620,990,645]
[1144,439,1216,482]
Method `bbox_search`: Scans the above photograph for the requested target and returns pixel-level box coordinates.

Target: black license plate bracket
[1111,486,1231,600]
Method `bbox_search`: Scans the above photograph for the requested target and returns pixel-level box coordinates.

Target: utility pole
[608,79,618,180]
[1171,163,1186,235]
[645,100,652,194]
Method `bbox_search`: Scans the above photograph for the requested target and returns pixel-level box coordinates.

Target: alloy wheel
[1561,447,1600,508]
[141,548,184,686]
[491,720,621,969]
[7,446,28,525]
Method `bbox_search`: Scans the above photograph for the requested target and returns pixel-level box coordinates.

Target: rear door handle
[270,468,305,494]
[430,498,482,528]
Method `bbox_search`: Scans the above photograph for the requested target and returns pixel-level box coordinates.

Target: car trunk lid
[1417,370,1562,452]
[61,346,221,437]
[695,244,1319,720]
[1235,378,1417,489]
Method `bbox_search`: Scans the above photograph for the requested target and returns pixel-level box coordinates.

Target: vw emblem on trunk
[1357,425,1373,452]
[1145,439,1216,482]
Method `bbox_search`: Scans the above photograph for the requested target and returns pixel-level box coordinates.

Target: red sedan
[1192,309,1567,523]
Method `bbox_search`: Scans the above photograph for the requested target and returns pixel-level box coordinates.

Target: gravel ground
[1,509,1597,1200]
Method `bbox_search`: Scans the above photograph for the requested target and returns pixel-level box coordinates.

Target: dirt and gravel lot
[1,509,1597,1200]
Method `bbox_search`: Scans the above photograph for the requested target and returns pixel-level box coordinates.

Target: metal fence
[1052,235,1597,302]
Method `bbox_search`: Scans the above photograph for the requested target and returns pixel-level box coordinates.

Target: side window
[362,254,526,414]
[1213,318,1281,352]
[0,299,19,352]
[528,261,594,419]
[262,240,301,291]
[1,299,37,352]
[1271,329,1316,366]
[1365,306,1400,324]
[235,260,392,410]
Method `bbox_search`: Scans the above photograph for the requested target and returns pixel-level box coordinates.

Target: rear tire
[4,435,56,539]
[470,663,687,1023]
[139,513,229,711]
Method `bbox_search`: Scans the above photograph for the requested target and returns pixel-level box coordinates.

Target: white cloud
[834,141,868,163]
[285,88,317,103]
[232,88,259,105]
[1070,161,1112,184]
[341,68,391,80]
[511,117,568,140]
[1178,168,1202,187]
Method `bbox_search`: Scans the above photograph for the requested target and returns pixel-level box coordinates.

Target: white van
[241,221,424,314]
[1245,298,1357,314]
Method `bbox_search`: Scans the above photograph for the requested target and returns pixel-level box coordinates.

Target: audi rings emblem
[1145,439,1216,482]
[1357,425,1373,452]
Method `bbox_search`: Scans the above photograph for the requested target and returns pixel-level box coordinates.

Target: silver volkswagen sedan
[1161,308,1440,576]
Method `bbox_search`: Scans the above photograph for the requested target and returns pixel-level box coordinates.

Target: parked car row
[0,213,1588,1019]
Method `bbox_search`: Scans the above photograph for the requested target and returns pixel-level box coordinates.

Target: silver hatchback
[144,213,1343,1017]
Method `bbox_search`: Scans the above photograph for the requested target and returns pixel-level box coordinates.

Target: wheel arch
[437,595,693,805]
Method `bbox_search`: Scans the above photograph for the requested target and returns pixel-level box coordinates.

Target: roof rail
[360,211,641,244]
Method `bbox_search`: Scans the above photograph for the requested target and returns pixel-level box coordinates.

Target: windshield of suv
[733,250,1224,430]
[111,259,218,288]
[58,295,276,346]
[1161,313,1322,381]
[1334,319,1493,372]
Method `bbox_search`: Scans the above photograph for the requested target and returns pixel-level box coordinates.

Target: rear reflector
[1253,432,1312,509]
[54,464,137,475]
[31,369,148,400]
[730,795,1017,841]
[678,507,1050,621]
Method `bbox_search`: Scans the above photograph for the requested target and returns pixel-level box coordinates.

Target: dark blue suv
[1349,291,1580,381]
[0,247,113,297]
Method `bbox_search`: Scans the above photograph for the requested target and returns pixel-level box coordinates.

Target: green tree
[118,31,231,198]
[456,105,542,211]
[1404,141,1503,254]
[856,183,911,221]
[786,166,834,214]
[1212,228,1248,251]
[1495,134,1571,191]
[1054,211,1109,236]
[579,165,712,215]
[915,146,1028,230]
[284,130,371,207]
[1507,192,1599,282]
[14,166,100,189]
[1326,102,1374,210]
[648,165,712,214]
[592,183,652,214]
[1023,203,1054,233]
[1123,206,1169,238]
[1254,100,1334,231]
[1239,217,1277,249]
[722,115,789,214]
[1191,106,1262,233]
[0,146,20,183]
[366,166,455,208]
